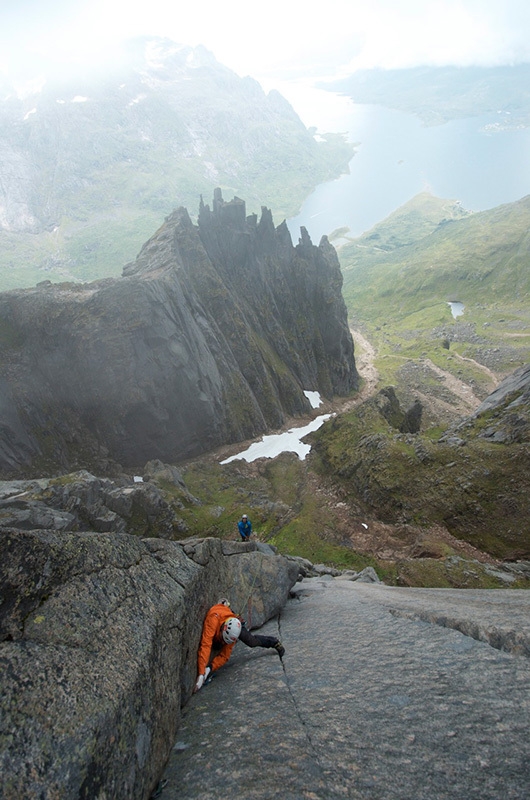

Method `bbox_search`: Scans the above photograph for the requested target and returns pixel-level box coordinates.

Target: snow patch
[304,390,322,409]
[221,415,332,464]
[23,108,37,121]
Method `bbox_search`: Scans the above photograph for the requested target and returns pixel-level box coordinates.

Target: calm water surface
[448,301,465,318]
[226,82,529,462]
[280,83,530,242]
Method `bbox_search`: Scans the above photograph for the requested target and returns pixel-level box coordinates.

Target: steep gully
[209,327,504,569]
[214,325,498,464]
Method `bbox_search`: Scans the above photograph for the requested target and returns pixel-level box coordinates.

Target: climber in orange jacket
[194,599,285,692]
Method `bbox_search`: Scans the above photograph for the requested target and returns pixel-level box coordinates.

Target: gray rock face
[472,362,530,443]
[159,580,530,800]
[474,363,530,416]
[375,386,422,433]
[440,362,530,446]
[0,468,195,538]
[0,530,299,799]
[0,191,358,477]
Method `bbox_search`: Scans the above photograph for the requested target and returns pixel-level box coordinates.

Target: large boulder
[0,530,299,799]
[466,361,530,443]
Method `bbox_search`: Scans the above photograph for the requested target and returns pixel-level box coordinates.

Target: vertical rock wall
[0,531,299,799]
[0,192,358,477]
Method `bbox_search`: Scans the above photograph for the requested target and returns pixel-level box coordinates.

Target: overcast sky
[2,0,530,82]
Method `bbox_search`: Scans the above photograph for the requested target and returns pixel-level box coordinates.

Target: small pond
[448,301,465,318]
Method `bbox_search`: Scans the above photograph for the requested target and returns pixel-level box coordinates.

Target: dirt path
[330,327,379,414]
[421,357,483,411]
[347,327,500,416]
[344,329,494,414]
[350,327,378,399]
[452,351,499,386]
[419,354,499,413]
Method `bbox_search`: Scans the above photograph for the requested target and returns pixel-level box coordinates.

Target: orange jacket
[197,603,240,676]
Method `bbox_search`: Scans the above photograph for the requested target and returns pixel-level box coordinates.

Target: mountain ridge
[0,191,358,477]
[0,36,353,290]
[328,63,530,126]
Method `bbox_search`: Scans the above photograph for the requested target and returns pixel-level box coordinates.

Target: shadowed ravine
[157,581,530,800]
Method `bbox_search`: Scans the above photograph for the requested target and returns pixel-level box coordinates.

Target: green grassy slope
[341,194,530,312]
[309,391,530,562]
[340,193,530,395]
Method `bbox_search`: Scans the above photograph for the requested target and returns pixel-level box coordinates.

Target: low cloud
[2,0,530,81]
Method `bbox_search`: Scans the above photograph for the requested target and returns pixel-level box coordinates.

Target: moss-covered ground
[153,444,529,589]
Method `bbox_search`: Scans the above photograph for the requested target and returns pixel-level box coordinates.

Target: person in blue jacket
[238,513,252,541]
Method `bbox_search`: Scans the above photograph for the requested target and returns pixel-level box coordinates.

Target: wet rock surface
[159,580,530,800]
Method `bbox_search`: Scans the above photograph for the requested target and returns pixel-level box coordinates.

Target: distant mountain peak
[0,38,353,290]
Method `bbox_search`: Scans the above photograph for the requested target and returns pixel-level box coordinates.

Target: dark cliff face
[0,192,358,476]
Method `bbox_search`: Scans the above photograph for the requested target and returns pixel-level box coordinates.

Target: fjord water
[284,86,530,242]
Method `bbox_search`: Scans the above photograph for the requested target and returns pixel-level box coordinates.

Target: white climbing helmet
[222,617,242,644]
